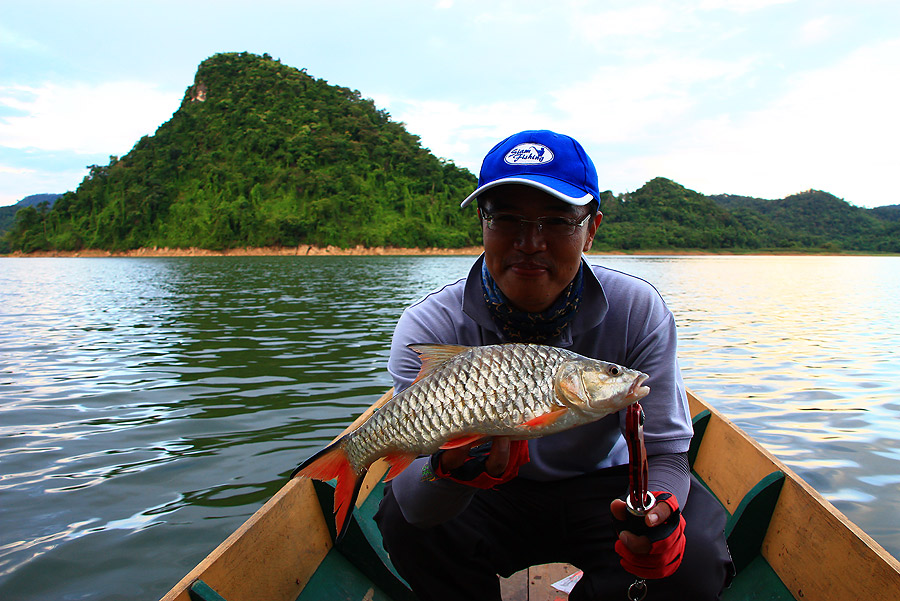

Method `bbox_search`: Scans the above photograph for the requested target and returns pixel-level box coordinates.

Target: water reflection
[0,255,898,601]
[591,255,900,563]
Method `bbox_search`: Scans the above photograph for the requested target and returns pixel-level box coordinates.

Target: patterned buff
[481,261,584,344]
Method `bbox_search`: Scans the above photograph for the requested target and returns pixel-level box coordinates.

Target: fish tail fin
[291,438,364,541]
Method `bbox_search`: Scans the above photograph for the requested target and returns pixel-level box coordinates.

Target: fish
[290,343,650,539]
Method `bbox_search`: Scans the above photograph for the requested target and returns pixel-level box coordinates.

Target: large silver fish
[291,343,650,538]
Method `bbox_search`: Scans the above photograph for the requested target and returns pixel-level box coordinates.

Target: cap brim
[460,176,594,208]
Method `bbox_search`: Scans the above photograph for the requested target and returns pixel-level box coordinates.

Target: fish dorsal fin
[408,343,471,383]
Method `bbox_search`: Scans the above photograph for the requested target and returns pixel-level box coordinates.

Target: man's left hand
[610,491,686,579]
[433,437,529,488]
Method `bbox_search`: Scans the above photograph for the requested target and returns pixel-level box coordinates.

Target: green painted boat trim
[189,580,228,601]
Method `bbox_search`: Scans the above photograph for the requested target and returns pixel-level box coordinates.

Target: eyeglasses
[480,210,592,237]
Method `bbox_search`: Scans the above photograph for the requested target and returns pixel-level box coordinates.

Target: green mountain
[4,52,479,253]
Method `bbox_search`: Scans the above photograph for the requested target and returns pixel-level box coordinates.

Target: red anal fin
[439,433,486,450]
[408,343,470,383]
[382,452,418,481]
[517,407,569,430]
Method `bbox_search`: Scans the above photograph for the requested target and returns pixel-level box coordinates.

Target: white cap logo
[504,143,554,165]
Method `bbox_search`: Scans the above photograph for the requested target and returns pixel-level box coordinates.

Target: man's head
[463,130,603,313]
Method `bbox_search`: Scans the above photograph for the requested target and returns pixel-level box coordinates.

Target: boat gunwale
[161,388,900,601]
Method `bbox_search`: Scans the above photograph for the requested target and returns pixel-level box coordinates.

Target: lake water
[1,254,898,600]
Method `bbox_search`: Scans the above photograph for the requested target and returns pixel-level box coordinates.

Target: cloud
[637,38,900,204]
[551,54,757,144]
[573,4,689,40]
[0,163,84,206]
[0,164,34,175]
[697,0,796,12]
[372,94,549,172]
[0,24,46,53]
[799,15,837,45]
[0,81,181,156]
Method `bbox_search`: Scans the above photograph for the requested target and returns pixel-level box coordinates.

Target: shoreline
[3,245,485,258]
[3,245,893,258]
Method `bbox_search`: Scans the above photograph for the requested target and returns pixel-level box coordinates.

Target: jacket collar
[462,254,609,346]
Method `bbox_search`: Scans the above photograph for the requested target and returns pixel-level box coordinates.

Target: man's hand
[610,491,686,579]
[433,436,529,488]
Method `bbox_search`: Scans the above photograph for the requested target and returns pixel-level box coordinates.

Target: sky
[1,0,899,209]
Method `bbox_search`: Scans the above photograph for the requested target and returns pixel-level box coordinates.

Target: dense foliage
[2,52,898,254]
[589,180,900,253]
[710,190,900,253]
[0,194,59,250]
[594,178,756,250]
[3,52,479,253]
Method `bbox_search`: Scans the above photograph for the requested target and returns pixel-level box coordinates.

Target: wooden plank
[160,391,395,601]
[161,477,332,601]
[499,569,529,601]
[500,563,578,601]
[527,564,579,601]
[765,473,900,601]
[688,394,776,514]
[687,390,900,601]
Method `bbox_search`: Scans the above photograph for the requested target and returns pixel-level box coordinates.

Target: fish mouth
[625,373,650,401]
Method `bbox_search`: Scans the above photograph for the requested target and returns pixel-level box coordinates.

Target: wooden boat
[162,389,900,601]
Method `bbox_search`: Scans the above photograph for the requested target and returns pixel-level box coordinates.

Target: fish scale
[348,346,564,468]
[292,343,649,540]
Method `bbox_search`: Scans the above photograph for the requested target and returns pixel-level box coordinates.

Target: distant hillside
[710,190,898,252]
[3,52,478,252]
[16,193,61,208]
[0,194,61,243]
[871,204,900,222]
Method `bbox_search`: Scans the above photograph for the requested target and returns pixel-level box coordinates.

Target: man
[375,130,733,600]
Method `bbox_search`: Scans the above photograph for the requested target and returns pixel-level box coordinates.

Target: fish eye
[608,365,621,376]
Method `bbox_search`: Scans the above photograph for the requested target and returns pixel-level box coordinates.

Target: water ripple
[1,255,898,600]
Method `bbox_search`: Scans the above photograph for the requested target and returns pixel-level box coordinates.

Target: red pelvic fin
[291,438,364,541]
[408,343,470,383]
[439,433,486,450]
[517,407,569,430]
[382,452,418,481]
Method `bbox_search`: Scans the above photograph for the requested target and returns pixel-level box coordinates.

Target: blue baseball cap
[460,129,600,208]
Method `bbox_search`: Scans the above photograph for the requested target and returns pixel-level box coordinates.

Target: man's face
[481,184,602,313]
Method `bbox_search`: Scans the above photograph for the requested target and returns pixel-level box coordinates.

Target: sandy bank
[5,245,485,258]
[5,246,880,258]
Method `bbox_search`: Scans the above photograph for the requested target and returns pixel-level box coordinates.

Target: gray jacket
[386,254,693,526]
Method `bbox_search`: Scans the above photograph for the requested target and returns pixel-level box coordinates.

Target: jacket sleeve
[647,452,690,507]
[384,298,482,526]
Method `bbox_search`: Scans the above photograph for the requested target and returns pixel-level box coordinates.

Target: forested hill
[0,194,60,235]
[4,52,480,252]
[590,179,899,253]
[3,52,898,254]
